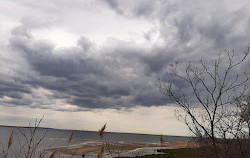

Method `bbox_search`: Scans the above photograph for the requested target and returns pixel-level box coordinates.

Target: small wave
[48,137,67,141]
[47,140,103,150]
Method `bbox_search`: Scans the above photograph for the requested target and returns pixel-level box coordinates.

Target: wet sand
[47,141,198,156]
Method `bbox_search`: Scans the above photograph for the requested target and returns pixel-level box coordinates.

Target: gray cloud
[103,0,124,15]
[0,0,249,111]
[5,25,167,109]
[140,49,176,75]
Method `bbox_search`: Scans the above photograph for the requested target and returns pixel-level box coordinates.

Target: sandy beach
[47,141,198,156]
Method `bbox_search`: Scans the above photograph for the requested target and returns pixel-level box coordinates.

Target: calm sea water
[0,126,192,158]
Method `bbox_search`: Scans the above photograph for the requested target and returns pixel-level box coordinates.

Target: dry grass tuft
[160,134,164,145]
[49,151,57,158]
[99,123,106,139]
[68,131,75,145]
[97,144,104,158]
[8,130,13,149]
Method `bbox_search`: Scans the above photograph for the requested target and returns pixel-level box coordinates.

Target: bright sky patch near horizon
[0,0,249,136]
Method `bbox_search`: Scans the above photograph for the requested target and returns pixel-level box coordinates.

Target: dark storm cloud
[196,10,249,50]
[103,0,124,15]
[140,49,176,75]
[104,0,249,51]
[0,0,249,110]
[10,26,105,79]
[6,25,168,109]
[0,80,31,99]
[134,90,168,106]
[133,2,154,17]
[102,0,166,18]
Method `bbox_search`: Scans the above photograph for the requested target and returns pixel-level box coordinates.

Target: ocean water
[0,126,192,158]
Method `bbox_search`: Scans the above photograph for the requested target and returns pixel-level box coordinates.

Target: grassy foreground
[118,148,199,158]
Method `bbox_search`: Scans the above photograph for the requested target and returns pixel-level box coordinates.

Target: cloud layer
[0,0,249,111]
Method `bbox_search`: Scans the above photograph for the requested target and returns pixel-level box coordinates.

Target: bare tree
[16,117,48,158]
[0,117,49,158]
[159,47,249,158]
[236,93,250,138]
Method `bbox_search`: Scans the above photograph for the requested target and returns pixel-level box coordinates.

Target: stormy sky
[0,0,249,135]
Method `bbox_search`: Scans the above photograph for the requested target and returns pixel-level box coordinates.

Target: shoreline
[46,141,198,156]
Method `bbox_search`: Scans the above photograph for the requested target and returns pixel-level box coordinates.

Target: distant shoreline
[0,125,192,138]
